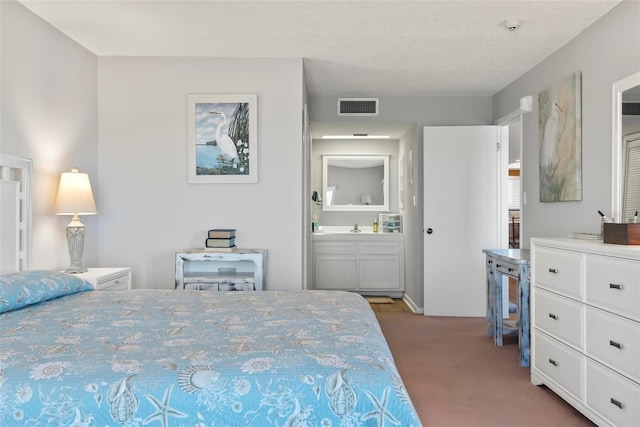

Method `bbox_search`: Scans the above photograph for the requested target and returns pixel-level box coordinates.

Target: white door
[423,126,502,317]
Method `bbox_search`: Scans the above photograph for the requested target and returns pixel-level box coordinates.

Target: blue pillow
[0,270,93,313]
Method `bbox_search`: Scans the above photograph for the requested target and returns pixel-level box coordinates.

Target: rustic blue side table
[482,248,531,367]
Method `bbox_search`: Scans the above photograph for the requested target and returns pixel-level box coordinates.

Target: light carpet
[376,314,594,426]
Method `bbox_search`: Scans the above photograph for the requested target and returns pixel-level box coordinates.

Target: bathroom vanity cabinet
[311,233,404,297]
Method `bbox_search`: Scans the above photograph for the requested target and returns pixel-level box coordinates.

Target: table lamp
[55,168,97,273]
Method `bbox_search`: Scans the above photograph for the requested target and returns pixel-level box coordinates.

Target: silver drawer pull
[609,283,623,290]
[609,340,623,350]
[610,398,624,410]
[548,358,559,367]
[548,313,558,320]
[548,268,558,274]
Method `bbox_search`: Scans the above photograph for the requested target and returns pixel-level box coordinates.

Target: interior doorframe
[302,104,312,290]
[495,108,525,249]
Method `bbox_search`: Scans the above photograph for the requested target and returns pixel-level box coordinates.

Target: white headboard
[0,154,32,274]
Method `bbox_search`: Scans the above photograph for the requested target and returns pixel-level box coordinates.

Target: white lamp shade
[55,168,97,215]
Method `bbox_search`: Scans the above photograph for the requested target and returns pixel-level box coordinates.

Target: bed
[0,154,421,426]
[0,273,421,426]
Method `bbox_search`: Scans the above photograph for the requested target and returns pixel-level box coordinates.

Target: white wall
[492,1,640,246]
[1,0,98,270]
[97,57,304,289]
[397,126,420,310]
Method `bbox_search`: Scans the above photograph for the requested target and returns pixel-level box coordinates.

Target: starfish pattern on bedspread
[143,385,187,427]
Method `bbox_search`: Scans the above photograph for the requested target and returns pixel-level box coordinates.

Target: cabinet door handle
[609,340,623,350]
[610,398,624,409]
[548,268,558,274]
[508,267,514,272]
[548,359,559,367]
[488,260,493,265]
[496,263,501,268]
[609,283,623,290]
[548,313,558,320]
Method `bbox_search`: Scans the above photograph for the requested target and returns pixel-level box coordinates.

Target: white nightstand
[75,268,131,291]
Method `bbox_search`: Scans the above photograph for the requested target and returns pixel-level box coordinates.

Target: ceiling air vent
[622,102,640,116]
[338,98,379,116]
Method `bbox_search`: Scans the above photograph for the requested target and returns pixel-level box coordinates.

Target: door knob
[426,228,433,234]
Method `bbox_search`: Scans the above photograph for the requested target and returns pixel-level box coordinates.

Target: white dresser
[531,238,640,427]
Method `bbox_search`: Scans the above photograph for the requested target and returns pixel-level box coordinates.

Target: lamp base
[65,224,87,274]
[63,266,88,274]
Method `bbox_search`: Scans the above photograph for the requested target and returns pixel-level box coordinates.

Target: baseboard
[402,294,423,314]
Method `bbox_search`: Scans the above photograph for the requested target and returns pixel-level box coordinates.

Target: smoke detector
[504,18,521,31]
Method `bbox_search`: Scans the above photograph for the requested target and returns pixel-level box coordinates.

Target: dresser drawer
[534,332,584,400]
[535,288,584,350]
[586,359,640,427]
[586,255,640,322]
[313,242,356,255]
[495,260,518,277]
[99,280,129,291]
[586,306,640,383]
[534,247,582,299]
[95,271,130,291]
[359,242,401,255]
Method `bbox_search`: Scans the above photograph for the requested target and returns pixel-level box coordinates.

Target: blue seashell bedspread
[0,286,422,426]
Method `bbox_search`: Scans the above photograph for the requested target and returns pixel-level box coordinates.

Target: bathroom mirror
[612,71,640,222]
[322,155,389,211]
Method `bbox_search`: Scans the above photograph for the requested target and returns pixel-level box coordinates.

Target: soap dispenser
[373,218,379,233]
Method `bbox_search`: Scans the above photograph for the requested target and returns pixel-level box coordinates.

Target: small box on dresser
[75,267,131,291]
[603,223,640,245]
[531,238,640,427]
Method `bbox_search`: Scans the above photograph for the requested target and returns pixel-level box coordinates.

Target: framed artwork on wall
[187,94,257,183]
[538,72,582,202]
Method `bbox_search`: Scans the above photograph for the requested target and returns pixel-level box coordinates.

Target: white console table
[175,249,267,291]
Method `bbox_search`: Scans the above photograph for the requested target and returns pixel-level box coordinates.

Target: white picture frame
[187,94,258,183]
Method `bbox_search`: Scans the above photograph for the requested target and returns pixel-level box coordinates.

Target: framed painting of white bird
[187,94,257,183]
[538,72,582,202]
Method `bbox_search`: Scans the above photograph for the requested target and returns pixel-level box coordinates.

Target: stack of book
[205,229,236,250]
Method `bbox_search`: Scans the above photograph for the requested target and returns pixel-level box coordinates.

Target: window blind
[507,176,521,210]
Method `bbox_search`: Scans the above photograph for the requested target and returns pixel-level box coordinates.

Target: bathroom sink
[315,226,376,234]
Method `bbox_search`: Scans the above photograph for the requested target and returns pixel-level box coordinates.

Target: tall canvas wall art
[538,72,582,202]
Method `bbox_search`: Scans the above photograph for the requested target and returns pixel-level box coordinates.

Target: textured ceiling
[18,0,622,97]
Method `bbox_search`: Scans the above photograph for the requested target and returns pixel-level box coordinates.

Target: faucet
[351,224,361,233]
